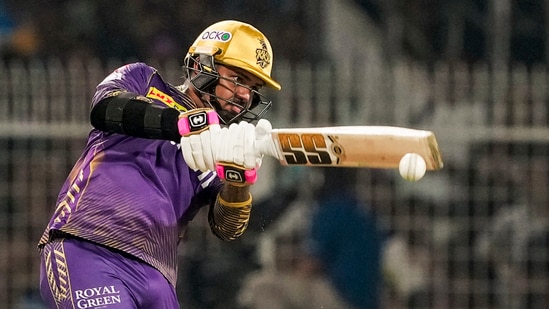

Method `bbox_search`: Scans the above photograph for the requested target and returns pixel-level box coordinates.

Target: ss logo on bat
[278,133,333,165]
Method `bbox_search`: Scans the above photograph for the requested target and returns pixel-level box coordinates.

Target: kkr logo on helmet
[255,39,271,69]
[201,30,232,42]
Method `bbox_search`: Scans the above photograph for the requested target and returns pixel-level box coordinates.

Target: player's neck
[181,81,208,109]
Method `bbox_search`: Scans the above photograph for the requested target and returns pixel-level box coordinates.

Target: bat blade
[263,126,443,170]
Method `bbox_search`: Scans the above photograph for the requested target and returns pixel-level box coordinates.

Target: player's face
[214,65,264,115]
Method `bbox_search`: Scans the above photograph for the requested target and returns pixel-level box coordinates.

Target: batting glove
[214,121,259,185]
[179,108,220,172]
[180,109,273,184]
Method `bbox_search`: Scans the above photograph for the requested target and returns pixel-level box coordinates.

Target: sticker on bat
[277,133,343,165]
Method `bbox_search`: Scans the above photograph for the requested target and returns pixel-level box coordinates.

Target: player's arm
[209,182,253,241]
[209,121,272,240]
[90,91,181,142]
[180,113,270,240]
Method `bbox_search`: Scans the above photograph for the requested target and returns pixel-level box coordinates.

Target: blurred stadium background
[1,0,549,308]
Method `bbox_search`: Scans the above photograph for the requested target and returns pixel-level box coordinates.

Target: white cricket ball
[399,153,426,181]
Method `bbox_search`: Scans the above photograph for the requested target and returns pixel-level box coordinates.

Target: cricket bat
[257,126,443,170]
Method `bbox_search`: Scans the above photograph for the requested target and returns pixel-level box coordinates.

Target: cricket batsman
[37,20,281,308]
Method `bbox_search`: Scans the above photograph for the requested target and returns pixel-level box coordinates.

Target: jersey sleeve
[91,62,156,108]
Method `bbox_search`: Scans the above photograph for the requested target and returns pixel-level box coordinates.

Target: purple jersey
[39,62,223,286]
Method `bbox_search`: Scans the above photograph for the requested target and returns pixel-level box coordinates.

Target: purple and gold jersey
[38,63,223,286]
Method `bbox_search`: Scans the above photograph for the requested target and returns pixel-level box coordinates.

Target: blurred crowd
[2,0,547,67]
[0,0,311,64]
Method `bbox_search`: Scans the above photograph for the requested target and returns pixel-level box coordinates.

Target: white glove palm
[215,121,258,169]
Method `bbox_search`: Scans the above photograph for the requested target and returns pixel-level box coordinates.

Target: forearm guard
[208,193,252,241]
[90,91,181,141]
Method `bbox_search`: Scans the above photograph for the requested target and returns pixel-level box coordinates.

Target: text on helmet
[201,31,232,42]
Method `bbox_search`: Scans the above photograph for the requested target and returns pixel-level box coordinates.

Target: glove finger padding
[216,124,231,164]
[254,119,274,166]
[216,122,257,169]
[230,123,244,166]
[215,121,261,185]
[255,119,272,138]
[200,126,218,171]
[242,122,257,169]
[189,135,207,171]
[180,137,198,170]
[181,126,219,171]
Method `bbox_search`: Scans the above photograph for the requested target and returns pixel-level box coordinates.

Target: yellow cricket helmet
[186,20,281,90]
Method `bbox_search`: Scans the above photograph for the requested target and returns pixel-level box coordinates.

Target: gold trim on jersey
[44,240,75,308]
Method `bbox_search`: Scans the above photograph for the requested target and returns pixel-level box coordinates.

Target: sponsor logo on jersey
[146,87,186,111]
[74,285,122,308]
